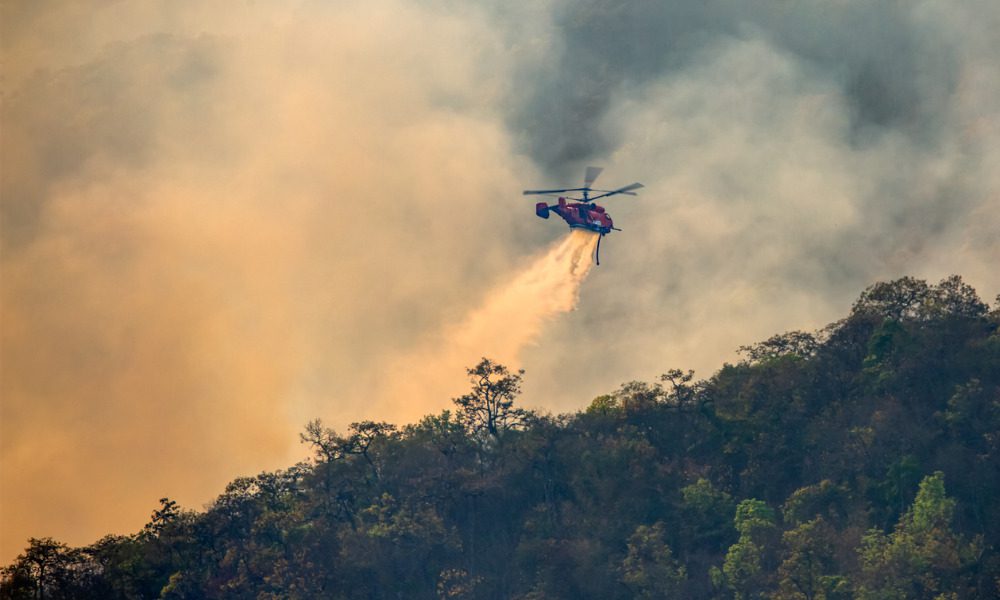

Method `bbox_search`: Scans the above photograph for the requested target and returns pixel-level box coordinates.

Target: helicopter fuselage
[535,197,614,235]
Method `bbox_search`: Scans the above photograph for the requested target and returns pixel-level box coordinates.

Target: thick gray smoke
[513,0,971,173]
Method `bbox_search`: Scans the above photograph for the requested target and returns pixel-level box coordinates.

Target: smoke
[377,230,598,423]
[2,0,999,565]
[512,0,1000,411]
[1,0,528,561]
[511,0,968,175]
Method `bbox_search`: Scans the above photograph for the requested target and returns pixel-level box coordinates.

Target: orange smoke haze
[0,0,537,562]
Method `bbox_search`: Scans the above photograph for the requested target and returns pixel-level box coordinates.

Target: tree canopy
[3,275,999,599]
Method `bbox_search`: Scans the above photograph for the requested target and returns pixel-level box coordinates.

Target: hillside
[3,275,999,599]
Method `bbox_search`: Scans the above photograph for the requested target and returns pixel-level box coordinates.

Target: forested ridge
[4,276,1000,599]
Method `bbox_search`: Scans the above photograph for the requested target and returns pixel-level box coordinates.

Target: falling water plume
[376,229,599,423]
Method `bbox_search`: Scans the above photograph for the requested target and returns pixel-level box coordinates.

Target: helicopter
[523,166,643,265]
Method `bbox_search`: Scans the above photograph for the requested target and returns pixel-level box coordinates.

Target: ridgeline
[4,276,999,599]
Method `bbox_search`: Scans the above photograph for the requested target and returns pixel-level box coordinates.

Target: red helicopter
[523,166,643,264]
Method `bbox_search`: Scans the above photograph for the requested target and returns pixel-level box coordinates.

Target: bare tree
[453,358,528,438]
[300,418,397,480]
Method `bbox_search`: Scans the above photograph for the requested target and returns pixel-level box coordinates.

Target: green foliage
[4,276,1000,599]
[852,276,987,322]
[739,331,819,364]
[862,318,911,377]
[679,478,736,551]
[857,473,980,600]
[437,568,481,599]
[733,499,776,538]
[584,394,620,416]
[774,517,851,600]
[721,538,765,599]
[782,480,848,527]
[620,522,686,598]
[908,473,955,533]
[717,500,778,599]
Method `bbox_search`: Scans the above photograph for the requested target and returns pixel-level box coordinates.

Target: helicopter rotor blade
[589,182,644,201]
[527,193,584,200]
[584,166,604,189]
[523,187,587,195]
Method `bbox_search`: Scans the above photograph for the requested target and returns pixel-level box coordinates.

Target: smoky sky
[2,0,999,563]
[513,0,964,174]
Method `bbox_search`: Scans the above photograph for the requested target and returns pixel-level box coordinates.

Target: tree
[774,517,850,600]
[300,418,345,462]
[620,522,687,599]
[300,419,397,479]
[341,420,399,480]
[1,538,80,600]
[738,332,820,364]
[857,472,980,599]
[926,275,988,318]
[660,369,700,409]
[339,493,460,596]
[852,276,987,323]
[852,277,932,321]
[453,358,528,439]
[781,481,848,528]
[679,478,736,552]
[437,568,481,599]
[714,499,777,600]
[143,497,180,537]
